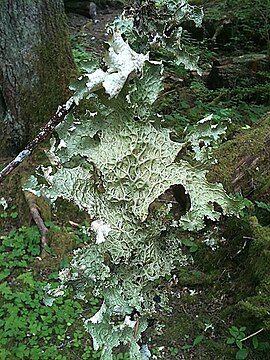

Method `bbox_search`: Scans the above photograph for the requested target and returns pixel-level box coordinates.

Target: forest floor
[66,8,122,56]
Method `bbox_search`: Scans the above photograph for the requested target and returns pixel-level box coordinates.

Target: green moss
[249,217,270,280]
[236,218,270,330]
[23,33,75,141]
[208,114,270,201]
[49,230,76,257]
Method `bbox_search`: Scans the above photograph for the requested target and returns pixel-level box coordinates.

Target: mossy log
[208,113,270,202]
[206,53,270,90]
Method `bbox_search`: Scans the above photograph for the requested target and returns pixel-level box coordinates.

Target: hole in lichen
[172,184,191,214]
[148,184,191,220]
[213,201,223,213]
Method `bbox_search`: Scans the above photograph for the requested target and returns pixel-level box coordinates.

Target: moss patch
[208,113,270,201]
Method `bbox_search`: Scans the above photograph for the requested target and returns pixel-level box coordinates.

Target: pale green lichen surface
[24,8,246,359]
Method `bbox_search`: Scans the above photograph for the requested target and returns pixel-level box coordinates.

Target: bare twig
[241,328,264,342]
[0,96,75,183]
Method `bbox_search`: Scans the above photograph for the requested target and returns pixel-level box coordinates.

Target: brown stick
[0,96,75,183]
[24,191,48,249]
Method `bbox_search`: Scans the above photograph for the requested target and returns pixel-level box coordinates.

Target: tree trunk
[0,0,75,156]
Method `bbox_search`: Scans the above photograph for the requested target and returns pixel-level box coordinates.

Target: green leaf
[236,340,243,349]
[252,336,259,349]
[45,221,61,231]
[257,341,270,351]
[1,212,8,219]
[59,257,70,269]
[17,272,35,288]
[181,238,196,247]
[0,282,13,297]
[193,335,204,346]
[255,201,270,212]
[190,245,198,253]
[43,246,57,257]
[10,211,18,219]
[236,348,249,360]
[229,326,240,337]
[0,271,10,281]
[226,337,236,345]
[238,332,246,339]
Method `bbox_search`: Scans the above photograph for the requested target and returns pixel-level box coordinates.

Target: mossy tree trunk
[0,0,75,156]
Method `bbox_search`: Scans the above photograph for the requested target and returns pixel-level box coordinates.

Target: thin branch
[241,328,264,342]
[0,96,75,183]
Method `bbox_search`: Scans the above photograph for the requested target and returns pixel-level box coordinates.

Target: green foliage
[72,48,99,74]
[181,237,198,253]
[226,326,246,350]
[70,33,99,74]
[0,201,18,222]
[181,334,204,350]
[204,0,270,54]
[113,353,130,360]
[155,71,270,142]
[226,326,269,359]
[0,225,101,360]
[227,0,270,54]
[255,201,270,213]
[0,226,40,276]
[168,346,178,356]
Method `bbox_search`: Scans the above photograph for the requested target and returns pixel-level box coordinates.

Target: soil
[66,8,123,57]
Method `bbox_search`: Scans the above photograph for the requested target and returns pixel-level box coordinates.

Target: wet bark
[0,0,75,156]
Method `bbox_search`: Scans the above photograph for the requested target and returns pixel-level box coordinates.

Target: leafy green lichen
[24,3,247,358]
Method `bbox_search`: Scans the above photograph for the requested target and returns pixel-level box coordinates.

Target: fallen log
[208,113,270,202]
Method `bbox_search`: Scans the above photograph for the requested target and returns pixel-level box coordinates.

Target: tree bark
[0,0,75,156]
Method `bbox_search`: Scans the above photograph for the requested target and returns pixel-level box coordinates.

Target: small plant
[226,326,268,359]
[182,334,204,350]
[0,225,100,360]
[168,346,178,356]
[181,237,198,253]
[113,352,130,360]
[255,201,270,212]
[0,202,18,220]
[72,48,99,74]
[226,326,249,359]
